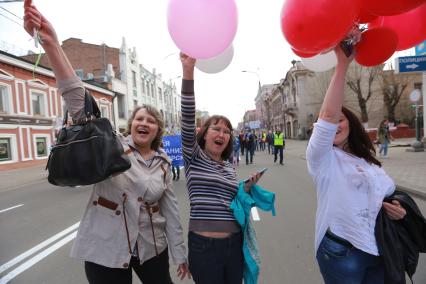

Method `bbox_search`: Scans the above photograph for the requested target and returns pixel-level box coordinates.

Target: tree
[379,70,408,123]
[346,64,383,124]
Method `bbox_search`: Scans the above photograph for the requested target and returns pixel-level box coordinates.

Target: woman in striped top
[179,53,261,284]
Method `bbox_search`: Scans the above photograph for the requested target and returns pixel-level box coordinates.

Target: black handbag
[46,91,131,186]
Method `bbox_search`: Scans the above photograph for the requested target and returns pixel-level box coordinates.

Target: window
[132,71,137,88]
[75,69,84,79]
[0,138,12,161]
[141,78,146,93]
[36,137,48,157]
[0,85,10,113]
[100,105,109,118]
[414,82,422,90]
[32,92,46,116]
[133,100,138,107]
[117,95,125,119]
[159,87,163,101]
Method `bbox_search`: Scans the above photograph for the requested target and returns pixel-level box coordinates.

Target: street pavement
[0,138,425,283]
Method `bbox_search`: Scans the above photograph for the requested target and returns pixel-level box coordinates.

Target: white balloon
[195,44,234,74]
[301,51,337,72]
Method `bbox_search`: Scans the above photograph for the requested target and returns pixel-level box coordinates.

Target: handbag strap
[62,89,101,126]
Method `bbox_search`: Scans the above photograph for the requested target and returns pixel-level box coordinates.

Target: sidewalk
[0,164,47,193]
[284,138,426,199]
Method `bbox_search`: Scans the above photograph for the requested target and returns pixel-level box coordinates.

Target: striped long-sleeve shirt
[181,80,240,233]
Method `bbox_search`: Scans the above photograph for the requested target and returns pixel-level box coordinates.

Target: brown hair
[126,105,164,151]
[341,106,381,167]
[196,115,233,160]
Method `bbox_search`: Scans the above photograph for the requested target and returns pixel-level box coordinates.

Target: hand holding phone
[244,168,268,184]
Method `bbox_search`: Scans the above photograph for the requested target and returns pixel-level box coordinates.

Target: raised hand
[24,0,59,48]
[180,52,196,80]
[334,44,355,70]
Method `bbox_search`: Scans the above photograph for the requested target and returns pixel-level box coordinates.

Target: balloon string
[32,30,43,79]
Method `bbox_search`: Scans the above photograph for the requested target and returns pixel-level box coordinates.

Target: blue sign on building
[415,41,426,56]
[395,55,426,73]
[162,135,183,167]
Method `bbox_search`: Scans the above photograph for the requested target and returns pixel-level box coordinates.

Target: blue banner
[162,135,183,167]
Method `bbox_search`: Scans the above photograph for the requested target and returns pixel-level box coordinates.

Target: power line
[0,6,23,20]
[0,0,24,3]
[0,11,22,26]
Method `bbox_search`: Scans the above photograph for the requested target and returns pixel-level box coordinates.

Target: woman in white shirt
[306,46,407,284]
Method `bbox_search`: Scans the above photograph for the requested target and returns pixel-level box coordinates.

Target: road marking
[0,204,23,214]
[0,222,80,274]
[251,207,260,221]
[0,231,77,284]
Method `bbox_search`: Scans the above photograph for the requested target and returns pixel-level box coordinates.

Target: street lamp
[241,70,261,89]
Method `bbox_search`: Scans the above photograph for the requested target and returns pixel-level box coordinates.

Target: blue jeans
[188,231,243,284]
[379,141,389,156]
[316,234,384,284]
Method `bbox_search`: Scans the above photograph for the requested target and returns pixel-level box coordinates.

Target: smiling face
[130,108,160,150]
[203,120,232,161]
[333,112,350,148]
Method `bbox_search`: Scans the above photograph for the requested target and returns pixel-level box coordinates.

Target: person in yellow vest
[274,128,285,165]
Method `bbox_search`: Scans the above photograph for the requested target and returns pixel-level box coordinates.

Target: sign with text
[162,135,183,166]
[395,55,426,73]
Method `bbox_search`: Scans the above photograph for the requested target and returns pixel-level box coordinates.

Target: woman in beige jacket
[23,1,189,283]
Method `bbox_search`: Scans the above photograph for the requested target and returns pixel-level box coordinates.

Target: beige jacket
[60,77,186,268]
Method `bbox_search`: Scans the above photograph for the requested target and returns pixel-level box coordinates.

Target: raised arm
[24,0,74,81]
[24,0,85,120]
[318,46,354,124]
[179,53,198,160]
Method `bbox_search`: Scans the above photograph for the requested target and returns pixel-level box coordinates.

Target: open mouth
[137,127,149,135]
[214,139,224,146]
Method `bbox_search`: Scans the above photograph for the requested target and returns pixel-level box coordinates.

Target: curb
[396,185,426,200]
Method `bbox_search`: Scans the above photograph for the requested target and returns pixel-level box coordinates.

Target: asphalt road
[0,148,425,284]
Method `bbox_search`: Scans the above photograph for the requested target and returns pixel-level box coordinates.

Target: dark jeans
[172,165,180,180]
[246,146,254,164]
[268,143,273,154]
[188,231,243,284]
[85,248,173,284]
[274,145,283,164]
[316,234,384,284]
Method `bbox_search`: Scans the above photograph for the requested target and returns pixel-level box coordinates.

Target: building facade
[254,61,423,140]
[0,51,113,170]
[23,37,181,133]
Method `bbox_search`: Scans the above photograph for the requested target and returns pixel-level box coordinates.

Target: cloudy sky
[0,0,297,126]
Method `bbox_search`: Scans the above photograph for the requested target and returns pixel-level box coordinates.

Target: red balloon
[355,28,398,67]
[291,48,319,58]
[358,7,378,23]
[363,0,424,16]
[369,4,426,51]
[281,0,361,54]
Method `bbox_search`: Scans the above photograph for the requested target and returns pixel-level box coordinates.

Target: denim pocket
[188,233,212,254]
[320,236,351,258]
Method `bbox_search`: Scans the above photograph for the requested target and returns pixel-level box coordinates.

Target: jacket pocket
[85,195,123,242]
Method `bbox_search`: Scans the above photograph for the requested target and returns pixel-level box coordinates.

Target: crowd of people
[23,1,426,283]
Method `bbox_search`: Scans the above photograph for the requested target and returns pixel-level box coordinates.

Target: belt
[325,230,353,248]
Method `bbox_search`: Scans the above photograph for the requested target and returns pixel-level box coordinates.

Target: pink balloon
[167,0,238,59]
[369,4,426,51]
